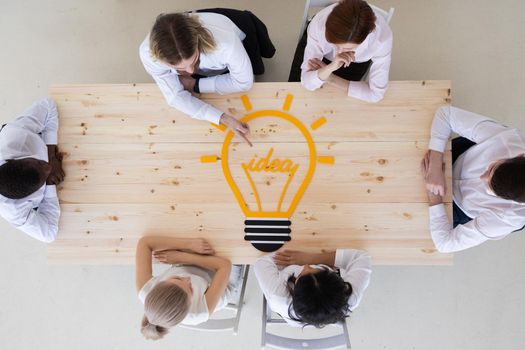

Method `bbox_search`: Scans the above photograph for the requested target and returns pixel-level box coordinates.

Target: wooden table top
[49,81,452,265]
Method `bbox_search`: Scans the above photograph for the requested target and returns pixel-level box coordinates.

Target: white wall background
[0,1,524,349]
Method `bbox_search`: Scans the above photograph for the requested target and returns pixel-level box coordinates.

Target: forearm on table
[325,74,350,92]
[177,252,231,272]
[138,236,194,252]
[306,251,336,266]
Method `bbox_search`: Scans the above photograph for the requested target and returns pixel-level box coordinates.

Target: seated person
[136,236,243,340]
[421,105,525,252]
[140,10,274,145]
[289,0,393,103]
[0,98,64,242]
[254,248,371,327]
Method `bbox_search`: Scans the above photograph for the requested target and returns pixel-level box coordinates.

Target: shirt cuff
[205,106,223,125]
[429,203,447,220]
[301,70,324,90]
[44,185,58,198]
[334,249,344,268]
[198,76,218,94]
[428,138,448,153]
[42,131,58,145]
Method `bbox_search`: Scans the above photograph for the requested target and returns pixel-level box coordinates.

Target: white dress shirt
[140,12,254,124]
[254,249,372,327]
[139,265,225,325]
[301,3,393,103]
[428,106,525,253]
[0,98,60,243]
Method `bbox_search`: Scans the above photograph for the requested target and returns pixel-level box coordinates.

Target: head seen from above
[141,277,192,340]
[149,12,216,75]
[0,158,51,199]
[325,0,376,53]
[483,155,525,203]
[287,265,352,328]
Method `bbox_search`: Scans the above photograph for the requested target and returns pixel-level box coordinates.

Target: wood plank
[52,81,450,144]
[57,142,452,203]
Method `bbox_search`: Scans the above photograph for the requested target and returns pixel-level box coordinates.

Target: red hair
[325,0,376,44]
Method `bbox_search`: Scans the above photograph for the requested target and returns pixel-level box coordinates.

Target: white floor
[0,1,524,349]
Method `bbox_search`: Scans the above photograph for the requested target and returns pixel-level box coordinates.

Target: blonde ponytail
[141,316,169,340]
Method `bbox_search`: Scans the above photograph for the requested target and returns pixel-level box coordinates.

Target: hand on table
[46,145,65,185]
[188,238,215,255]
[420,150,447,196]
[153,250,187,264]
[220,113,252,147]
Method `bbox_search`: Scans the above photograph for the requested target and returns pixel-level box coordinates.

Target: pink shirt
[301,3,393,102]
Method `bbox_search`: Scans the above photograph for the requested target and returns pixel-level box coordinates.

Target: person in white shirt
[136,236,243,340]
[140,12,253,145]
[421,106,525,253]
[254,249,371,327]
[289,0,393,103]
[0,98,65,243]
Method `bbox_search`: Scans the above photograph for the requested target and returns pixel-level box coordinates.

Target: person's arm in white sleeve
[11,98,58,145]
[347,47,391,103]
[254,254,286,301]
[14,186,60,243]
[424,106,509,196]
[300,20,328,91]
[429,106,509,153]
[335,249,372,309]
[427,205,519,253]
[198,36,253,94]
[139,42,223,124]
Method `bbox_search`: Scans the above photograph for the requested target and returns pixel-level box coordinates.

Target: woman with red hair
[289,0,393,103]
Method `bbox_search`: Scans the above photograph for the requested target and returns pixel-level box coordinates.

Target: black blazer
[197,8,276,75]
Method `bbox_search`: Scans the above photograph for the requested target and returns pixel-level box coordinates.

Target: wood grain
[50,81,453,265]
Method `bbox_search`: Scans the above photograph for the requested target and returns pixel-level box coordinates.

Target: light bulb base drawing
[244,218,291,252]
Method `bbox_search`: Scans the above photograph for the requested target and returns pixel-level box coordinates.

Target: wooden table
[50,81,452,265]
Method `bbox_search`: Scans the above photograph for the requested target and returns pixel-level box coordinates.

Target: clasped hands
[420,150,446,205]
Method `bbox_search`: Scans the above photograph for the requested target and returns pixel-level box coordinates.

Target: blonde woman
[140,12,254,145]
[136,236,240,340]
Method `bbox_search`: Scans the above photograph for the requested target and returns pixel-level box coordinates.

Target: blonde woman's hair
[149,12,216,65]
[141,281,190,340]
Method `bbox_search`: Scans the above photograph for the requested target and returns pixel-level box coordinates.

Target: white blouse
[140,12,254,124]
[301,3,393,102]
[139,264,229,326]
[428,106,525,253]
[254,249,372,327]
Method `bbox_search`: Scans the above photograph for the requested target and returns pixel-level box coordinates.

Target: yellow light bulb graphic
[201,94,334,252]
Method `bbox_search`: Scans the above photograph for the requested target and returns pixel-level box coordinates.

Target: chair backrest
[261,296,351,350]
[369,4,395,24]
[180,265,250,335]
[298,0,394,41]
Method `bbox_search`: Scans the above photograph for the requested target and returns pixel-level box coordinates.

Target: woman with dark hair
[289,0,393,103]
[254,248,371,327]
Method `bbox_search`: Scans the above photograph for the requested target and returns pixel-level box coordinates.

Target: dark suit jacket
[197,8,276,75]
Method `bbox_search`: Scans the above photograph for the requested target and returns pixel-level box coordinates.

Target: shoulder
[138,275,157,304]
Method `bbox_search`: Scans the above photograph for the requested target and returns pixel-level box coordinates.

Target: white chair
[261,296,352,350]
[180,265,250,334]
